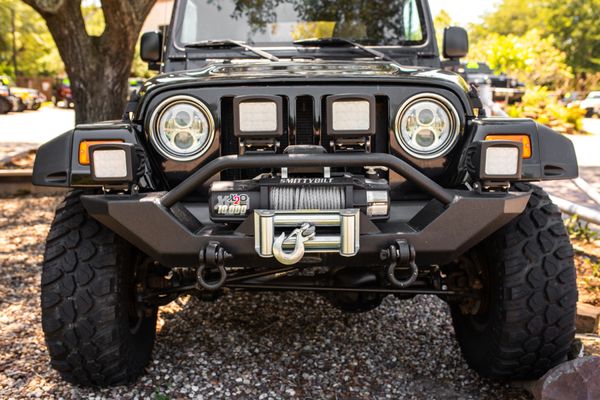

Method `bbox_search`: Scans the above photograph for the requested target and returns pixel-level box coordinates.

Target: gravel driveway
[0,194,531,399]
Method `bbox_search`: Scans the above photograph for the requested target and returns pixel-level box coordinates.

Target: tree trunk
[69,59,132,125]
[22,0,156,124]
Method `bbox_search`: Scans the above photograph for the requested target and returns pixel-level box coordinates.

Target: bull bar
[80,153,530,267]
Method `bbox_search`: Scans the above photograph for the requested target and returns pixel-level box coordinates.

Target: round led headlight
[149,95,215,161]
[395,94,460,159]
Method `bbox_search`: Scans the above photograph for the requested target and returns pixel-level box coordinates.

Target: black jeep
[33,0,579,387]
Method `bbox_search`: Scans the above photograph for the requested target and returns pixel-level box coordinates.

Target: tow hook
[272,223,316,265]
[381,239,419,288]
[197,242,230,290]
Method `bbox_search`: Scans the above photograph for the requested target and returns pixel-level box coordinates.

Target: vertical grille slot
[280,96,289,150]
[220,97,239,180]
[220,97,237,156]
[295,96,314,145]
[374,96,389,153]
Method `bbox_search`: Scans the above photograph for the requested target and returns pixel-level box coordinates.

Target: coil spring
[270,186,346,210]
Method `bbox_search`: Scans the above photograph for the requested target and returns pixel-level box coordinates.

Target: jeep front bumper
[80,153,530,267]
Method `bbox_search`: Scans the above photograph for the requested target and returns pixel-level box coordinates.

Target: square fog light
[467,140,523,181]
[485,146,520,176]
[234,95,283,137]
[326,95,376,136]
[89,143,136,183]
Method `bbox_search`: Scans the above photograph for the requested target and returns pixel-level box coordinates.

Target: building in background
[143,0,174,33]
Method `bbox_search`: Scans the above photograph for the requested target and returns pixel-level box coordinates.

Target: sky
[428,0,498,26]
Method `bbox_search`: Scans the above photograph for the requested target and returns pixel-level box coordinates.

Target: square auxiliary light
[468,140,523,181]
[234,95,283,137]
[485,146,520,176]
[326,95,376,136]
[89,142,136,183]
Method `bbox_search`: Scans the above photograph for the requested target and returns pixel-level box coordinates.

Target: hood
[140,60,470,96]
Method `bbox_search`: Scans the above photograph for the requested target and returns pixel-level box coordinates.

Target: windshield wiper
[293,38,396,63]
[185,39,280,62]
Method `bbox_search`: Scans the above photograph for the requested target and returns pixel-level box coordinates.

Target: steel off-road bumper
[80,153,530,268]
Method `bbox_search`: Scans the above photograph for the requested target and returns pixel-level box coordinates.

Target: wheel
[41,191,157,386]
[450,183,577,380]
[15,99,26,112]
[0,97,10,114]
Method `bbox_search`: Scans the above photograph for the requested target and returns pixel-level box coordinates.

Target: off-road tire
[41,191,157,386]
[451,183,577,380]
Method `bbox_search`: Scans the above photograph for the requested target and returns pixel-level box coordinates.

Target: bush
[507,86,587,134]
[468,30,573,88]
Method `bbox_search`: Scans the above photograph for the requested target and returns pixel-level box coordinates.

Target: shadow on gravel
[146,292,531,399]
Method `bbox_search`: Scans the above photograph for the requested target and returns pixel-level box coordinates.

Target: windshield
[177,0,427,47]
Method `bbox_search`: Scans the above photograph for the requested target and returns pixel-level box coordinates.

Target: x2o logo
[215,193,250,216]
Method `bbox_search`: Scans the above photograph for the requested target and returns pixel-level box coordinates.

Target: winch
[209,174,390,223]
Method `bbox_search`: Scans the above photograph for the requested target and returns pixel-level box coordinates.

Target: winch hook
[272,223,316,265]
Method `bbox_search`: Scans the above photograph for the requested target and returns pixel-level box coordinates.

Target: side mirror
[443,27,469,60]
[141,31,163,66]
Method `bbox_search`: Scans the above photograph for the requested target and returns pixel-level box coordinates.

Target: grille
[220,94,389,153]
[220,97,237,156]
[295,96,314,145]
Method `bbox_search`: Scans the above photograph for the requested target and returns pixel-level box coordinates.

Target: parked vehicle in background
[34,0,578,387]
[52,77,73,108]
[128,77,145,98]
[18,87,45,110]
[0,76,45,112]
[0,82,14,114]
[580,91,600,118]
[449,62,525,104]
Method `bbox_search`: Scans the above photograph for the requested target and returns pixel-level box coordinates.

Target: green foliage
[82,4,106,37]
[0,1,149,78]
[507,86,586,132]
[565,215,599,242]
[0,0,64,77]
[474,0,600,74]
[468,30,572,88]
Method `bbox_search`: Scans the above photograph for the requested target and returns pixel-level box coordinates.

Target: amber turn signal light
[485,135,532,159]
[79,140,124,165]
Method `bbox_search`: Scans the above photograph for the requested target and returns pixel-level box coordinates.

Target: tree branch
[99,0,156,51]
[21,0,67,15]
[100,0,156,30]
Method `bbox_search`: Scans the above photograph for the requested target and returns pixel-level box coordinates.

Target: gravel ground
[0,194,533,399]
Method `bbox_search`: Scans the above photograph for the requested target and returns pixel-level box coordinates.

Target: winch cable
[270,186,345,210]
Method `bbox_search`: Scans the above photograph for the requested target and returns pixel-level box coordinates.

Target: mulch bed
[573,239,600,307]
